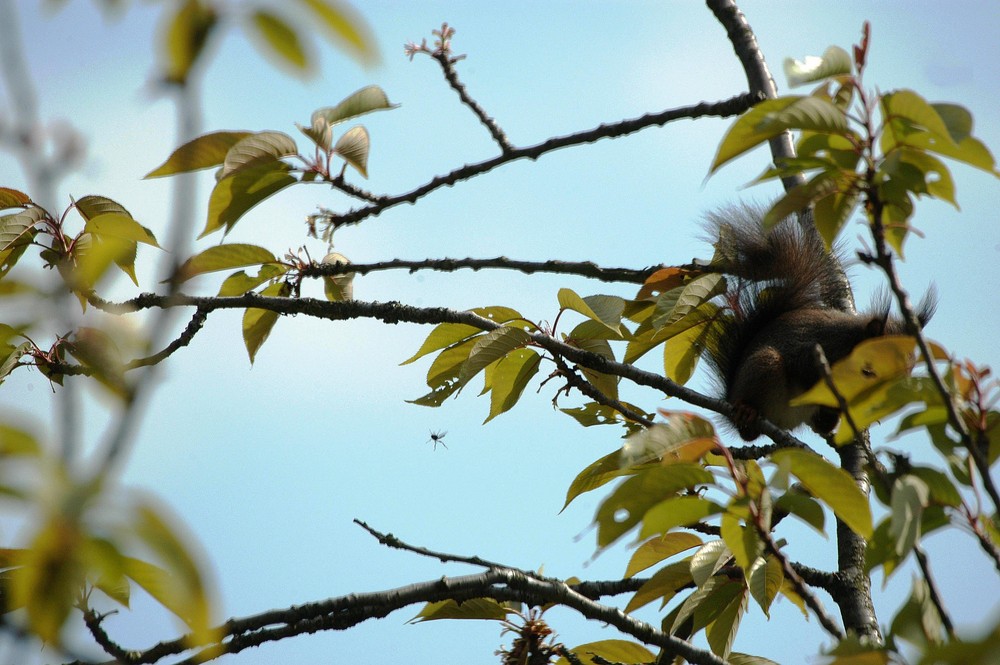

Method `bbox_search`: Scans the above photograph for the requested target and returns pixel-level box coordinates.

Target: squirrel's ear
[865,314,888,337]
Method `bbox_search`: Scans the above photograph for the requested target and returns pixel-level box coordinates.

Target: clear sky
[1,1,999,663]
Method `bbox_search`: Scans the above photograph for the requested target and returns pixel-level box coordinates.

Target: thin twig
[432,51,513,153]
[913,544,956,638]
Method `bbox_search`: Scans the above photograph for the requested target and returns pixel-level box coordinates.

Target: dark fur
[702,204,935,441]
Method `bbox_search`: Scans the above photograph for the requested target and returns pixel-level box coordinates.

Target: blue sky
[1,1,999,663]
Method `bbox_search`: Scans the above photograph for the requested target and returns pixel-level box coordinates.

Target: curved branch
[322,92,762,230]
[431,50,513,153]
[303,256,663,284]
[705,0,803,191]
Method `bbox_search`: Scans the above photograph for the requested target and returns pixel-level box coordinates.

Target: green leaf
[426,337,479,389]
[145,131,254,178]
[175,244,278,283]
[883,90,955,145]
[219,131,298,180]
[889,475,929,557]
[908,467,961,507]
[562,449,629,511]
[243,282,290,363]
[560,402,650,430]
[625,533,702,577]
[485,349,540,423]
[0,207,44,251]
[249,10,309,72]
[333,126,370,178]
[568,336,619,401]
[772,448,873,538]
[552,640,655,665]
[784,46,852,87]
[705,583,746,659]
[747,555,783,617]
[459,326,532,385]
[663,317,711,385]
[720,501,759,570]
[710,96,802,173]
[85,213,160,248]
[294,0,377,65]
[672,575,743,635]
[160,0,218,85]
[296,116,333,152]
[312,85,397,126]
[689,539,731,588]
[217,264,288,297]
[202,162,297,237]
[774,491,826,535]
[595,465,715,548]
[651,274,724,330]
[624,559,693,612]
[558,288,625,333]
[409,598,514,623]
[640,495,722,541]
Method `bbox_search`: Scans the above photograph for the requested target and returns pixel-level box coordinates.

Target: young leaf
[175,244,278,283]
[146,131,254,178]
[333,126,370,178]
[321,251,355,301]
[558,288,625,333]
[202,162,297,237]
[243,282,290,363]
[772,448,873,538]
[217,264,288,297]
[311,85,398,126]
[710,97,801,174]
[249,10,309,72]
[426,337,480,389]
[0,207,44,251]
[705,584,746,659]
[889,475,929,557]
[562,449,629,511]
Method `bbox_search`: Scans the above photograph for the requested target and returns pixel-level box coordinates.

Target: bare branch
[302,256,663,284]
[430,49,514,153]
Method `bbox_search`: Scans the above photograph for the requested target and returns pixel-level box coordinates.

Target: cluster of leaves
[145,85,395,360]
[0,424,218,649]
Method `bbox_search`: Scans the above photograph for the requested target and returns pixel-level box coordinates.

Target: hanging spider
[427,430,448,451]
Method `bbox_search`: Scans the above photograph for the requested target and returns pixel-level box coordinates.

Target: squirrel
[700,203,936,442]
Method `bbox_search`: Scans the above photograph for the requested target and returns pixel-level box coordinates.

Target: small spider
[427,430,448,451]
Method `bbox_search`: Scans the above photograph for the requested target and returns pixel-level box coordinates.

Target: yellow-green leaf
[85,213,160,248]
[562,449,629,511]
[409,598,514,623]
[459,326,532,385]
[772,448,873,538]
[160,0,218,86]
[219,131,298,180]
[249,10,309,72]
[295,0,377,65]
[624,559,693,612]
[321,251,355,301]
[0,187,31,209]
[202,162,297,237]
[217,264,288,297]
[146,131,254,178]
[485,348,540,423]
[710,96,802,173]
[333,125,370,178]
[625,533,702,578]
[312,85,398,126]
[553,640,655,665]
[175,244,278,283]
[748,555,783,617]
[243,282,290,363]
[784,46,852,87]
[558,288,625,333]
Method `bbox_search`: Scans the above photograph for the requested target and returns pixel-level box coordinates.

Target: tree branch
[317,92,763,231]
[430,50,514,153]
